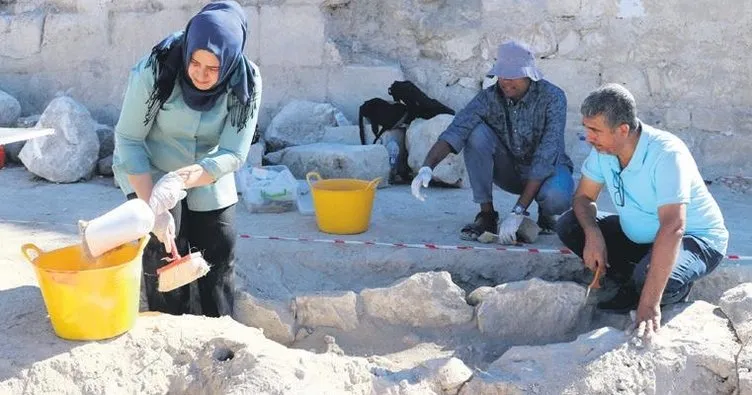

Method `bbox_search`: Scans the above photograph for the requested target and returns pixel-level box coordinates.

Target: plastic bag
[241,165,298,213]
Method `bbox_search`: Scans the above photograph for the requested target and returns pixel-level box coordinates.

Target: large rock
[719,283,752,342]
[0,90,21,127]
[96,124,114,160]
[741,344,752,395]
[406,114,467,188]
[321,125,362,145]
[6,115,42,162]
[264,143,390,186]
[264,100,349,151]
[233,291,296,346]
[461,301,740,395]
[18,97,99,183]
[693,264,752,304]
[475,278,585,344]
[97,155,113,176]
[360,271,473,327]
[294,291,359,331]
[0,10,45,59]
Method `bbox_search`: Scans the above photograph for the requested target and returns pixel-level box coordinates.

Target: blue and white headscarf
[144,0,256,132]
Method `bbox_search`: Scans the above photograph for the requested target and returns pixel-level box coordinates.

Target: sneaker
[597,283,640,313]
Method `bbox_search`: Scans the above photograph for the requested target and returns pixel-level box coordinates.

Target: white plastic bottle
[80,199,155,258]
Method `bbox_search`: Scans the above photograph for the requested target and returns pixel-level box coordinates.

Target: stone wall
[1,0,750,178]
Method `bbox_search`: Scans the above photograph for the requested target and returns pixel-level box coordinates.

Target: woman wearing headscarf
[112,0,261,317]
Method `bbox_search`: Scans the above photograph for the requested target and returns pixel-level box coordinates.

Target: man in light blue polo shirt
[556,83,728,337]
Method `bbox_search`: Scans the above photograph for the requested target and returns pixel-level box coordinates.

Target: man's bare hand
[583,231,609,273]
[631,300,661,344]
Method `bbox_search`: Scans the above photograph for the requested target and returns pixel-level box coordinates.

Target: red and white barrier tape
[238,234,752,261]
[2,220,749,261]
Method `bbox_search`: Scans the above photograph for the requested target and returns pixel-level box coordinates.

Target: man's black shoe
[597,284,640,313]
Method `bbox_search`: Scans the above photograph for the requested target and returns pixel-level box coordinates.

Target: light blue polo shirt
[581,123,728,254]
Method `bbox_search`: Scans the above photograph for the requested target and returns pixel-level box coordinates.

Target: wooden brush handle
[588,265,604,289]
[170,238,180,260]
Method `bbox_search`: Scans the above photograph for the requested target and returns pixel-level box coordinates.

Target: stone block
[294,291,359,331]
[523,22,557,58]
[327,64,405,123]
[97,155,113,176]
[0,11,45,60]
[406,114,467,188]
[264,100,348,151]
[257,68,328,126]
[617,0,646,18]
[548,0,581,17]
[321,125,361,145]
[234,291,295,345]
[96,124,114,159]
[718,283,752,342]
[475,278,585,343]
[740,344,752,395]
[243,6,260,63]
[691,107,735,133]
[600,65,650,102]
[260,6,325,67]
[463,302,738,395]
[109,9,194,71]
[696,134,752,179]
[557,30,580,56]
[0,90,21,127]
[264,142,390,185]
[108,0,209,12]
[538,59,600,112]
[361,272,473,327]
[444,31,482,62]
[41,13,108,69]
[664,107,691,130]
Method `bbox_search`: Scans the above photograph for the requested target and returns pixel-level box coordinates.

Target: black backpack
[358,80,455,145]
[358,98,408,145]
[388,81,455,123]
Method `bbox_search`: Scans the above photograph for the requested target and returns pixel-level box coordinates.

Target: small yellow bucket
[307,172,381,234]
[21,237,149,341]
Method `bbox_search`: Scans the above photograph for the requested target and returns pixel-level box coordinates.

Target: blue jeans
[556,210,724,304]
[463,122,574,216]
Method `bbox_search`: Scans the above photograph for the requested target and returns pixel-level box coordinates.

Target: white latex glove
[411,166,433,201]
[498,213,526,245]
[149,172,187,215]
[152,211,176,254]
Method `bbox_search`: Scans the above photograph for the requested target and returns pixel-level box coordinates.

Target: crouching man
[557,83,728,336]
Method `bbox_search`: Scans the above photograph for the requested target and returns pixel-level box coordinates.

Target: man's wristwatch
[512,203,529,216]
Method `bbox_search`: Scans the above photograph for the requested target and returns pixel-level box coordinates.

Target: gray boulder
[18,97,99,183]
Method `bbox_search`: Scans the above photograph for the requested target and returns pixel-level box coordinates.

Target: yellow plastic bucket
[307,172,381,234]
[21,237,148,341]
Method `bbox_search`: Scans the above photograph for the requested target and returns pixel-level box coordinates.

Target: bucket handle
[20,243,44,264]
[367,177,382,190]
[306,171,322,188]
[137,235,151,252]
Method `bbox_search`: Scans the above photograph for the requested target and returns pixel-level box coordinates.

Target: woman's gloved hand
[149,172,186,215]
[152,211,176,254]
